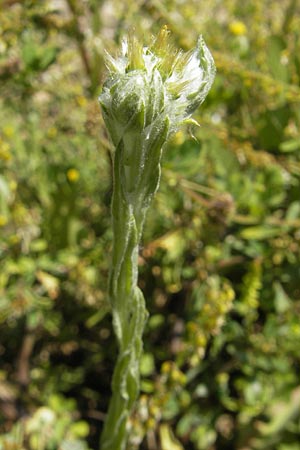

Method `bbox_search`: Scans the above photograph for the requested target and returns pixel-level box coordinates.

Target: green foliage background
[1,0,300,449]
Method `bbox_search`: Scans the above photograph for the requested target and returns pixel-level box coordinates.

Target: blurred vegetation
[1,0,300,449]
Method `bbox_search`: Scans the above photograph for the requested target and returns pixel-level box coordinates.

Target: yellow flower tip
[126,32,145,71]
[151,26,181,78]
[229,21,247,36]
[152,25,171,55]
[67,168,80,183]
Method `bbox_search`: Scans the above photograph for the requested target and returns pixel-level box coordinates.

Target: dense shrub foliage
[1,1,300,449]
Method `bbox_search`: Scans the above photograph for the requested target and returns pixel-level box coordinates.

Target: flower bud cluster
[99,28,215,206]
[99,27,216,147]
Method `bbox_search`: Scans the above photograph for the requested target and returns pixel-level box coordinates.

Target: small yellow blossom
[149,404,160,417]
[76,95,87,107]
[244,77,253,87]
[196,333,207,348]
[67,168,80,183]
[47,127,57,138]
[170,367,187,385]
[291,323,300,336]
[146,418,156,429]
[229,21,247,36]
[0,140,11,161]
[0,39,7,54]
[3,125,14,137]
[161,361,172,374]
[9,180,17,191]
[217,372,229,384]
[0,215,8,227]
[8,234,20,244]
[190,354,200,367]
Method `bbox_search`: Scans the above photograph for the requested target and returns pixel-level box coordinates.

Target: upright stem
[99,27,215,450]
[100,142,148,450]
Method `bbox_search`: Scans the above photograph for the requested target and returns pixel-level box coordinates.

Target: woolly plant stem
[100,142,149,450]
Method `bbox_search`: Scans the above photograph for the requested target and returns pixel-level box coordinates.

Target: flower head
[99,28,216,202]
[99,27,216,146]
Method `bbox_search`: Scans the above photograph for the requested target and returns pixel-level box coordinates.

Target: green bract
[99,28,215,450]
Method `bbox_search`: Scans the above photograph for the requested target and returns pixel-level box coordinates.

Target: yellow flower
[0,140,11,161]
[161,361,172,374]
[217,372,229,385]
[229,21,247,36]
[67,168,80,182]
[0,215,8,227]
[3,125,14,137]
[196,333,207,348]
[170,367,187,385]
[47,127,57,138]
[76,95,87,107]
[9,180,17,191]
